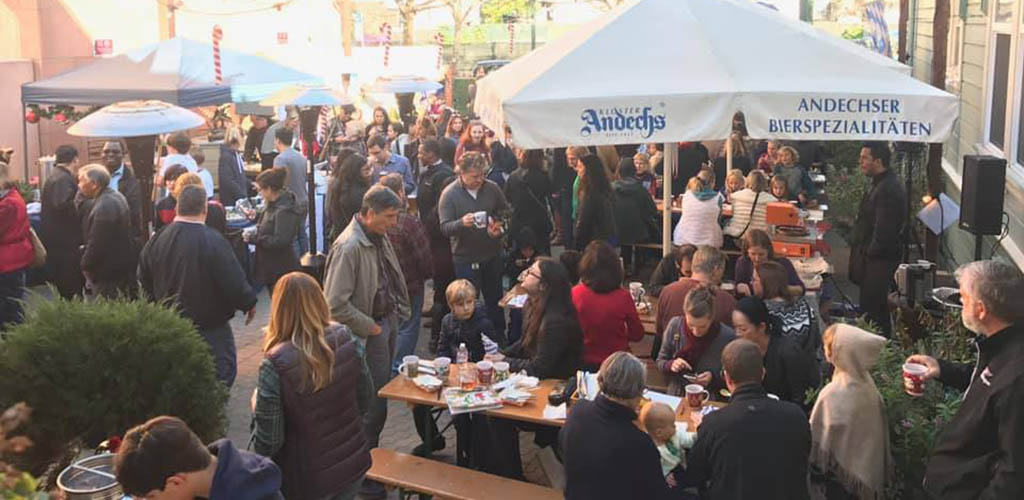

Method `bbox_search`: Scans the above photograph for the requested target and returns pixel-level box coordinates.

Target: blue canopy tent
[21,37,320,106]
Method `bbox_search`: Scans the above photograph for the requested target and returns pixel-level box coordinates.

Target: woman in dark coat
[612,159,658,247]
[327,151,370,242]
[484,257,583,479]
[732,296,820,412]
[504,149,552,254]
[574,154,616,251]
[251,168,302,295]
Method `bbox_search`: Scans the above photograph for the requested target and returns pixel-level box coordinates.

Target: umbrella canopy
[260,85,353,106]
[363,75,443,95]
[22,38,320,107]
[475,0,956,148]
[66,100,204,137]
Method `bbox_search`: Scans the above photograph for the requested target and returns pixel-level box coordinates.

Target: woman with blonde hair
[173,173,228,234]
[810,324,891,499]
[672,167,724,248]
[251,271,371,500]
[774,145,820,207]
[724,169,778,239]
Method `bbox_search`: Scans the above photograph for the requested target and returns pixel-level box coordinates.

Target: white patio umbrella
[67,100,204,137]
[475,0,958,252]
[259,85,353,107]
[67,100,205,237]
[363,75,442,94]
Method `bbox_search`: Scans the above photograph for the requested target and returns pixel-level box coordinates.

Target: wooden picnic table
[378,369,717,431]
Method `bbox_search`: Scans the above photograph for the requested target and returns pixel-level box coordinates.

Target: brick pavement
[224,282,551,497]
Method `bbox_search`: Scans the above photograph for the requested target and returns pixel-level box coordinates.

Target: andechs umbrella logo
[580,106,666,138]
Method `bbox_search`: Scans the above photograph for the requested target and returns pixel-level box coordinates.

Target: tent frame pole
[662,143,676,256]
[21,97,29,181]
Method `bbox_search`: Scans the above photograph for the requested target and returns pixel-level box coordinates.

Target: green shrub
[0,295,227,474]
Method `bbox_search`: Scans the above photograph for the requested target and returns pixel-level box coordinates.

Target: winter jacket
[505,167,553,249]
[438,305,506,362]
[417,161,455,224]
[80,188,137,283]
[924,324,1024,499]
[323,216,410,339]
[265,324,370,500]
[502,304,582,380]
[39,164,81,252]
[561,394,671,500]
[112,165,144,239]
[723,189,777,238]
[218,144,250,208]
[138,221,257,330]
[253,190,302,285]
[683,383,811,500]
[328,183,368,243]
[849,169,906,284]
[773,163,819,202]
[574,190,617,251]
[612,177,658,245]
[207,438,284,500]
[673,190,723,248]
[0,188,33,274]
[762,333,821,412]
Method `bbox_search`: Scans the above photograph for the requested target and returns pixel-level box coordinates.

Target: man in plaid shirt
[379,174,434,374]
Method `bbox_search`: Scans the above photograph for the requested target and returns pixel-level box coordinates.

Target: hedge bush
[0,295,227,474]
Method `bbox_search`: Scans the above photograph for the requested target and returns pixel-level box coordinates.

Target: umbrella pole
[662,143,675,257]
[125,135,157,240]
[726,134,733,172]
[20,98,29,181]
[298,107,326,281]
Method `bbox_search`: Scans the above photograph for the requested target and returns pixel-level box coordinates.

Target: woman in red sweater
[0,161,34,327]
[571,240,644,371]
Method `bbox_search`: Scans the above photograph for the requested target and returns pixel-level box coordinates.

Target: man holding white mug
[438,152,510,334]
[905,259,1024,499]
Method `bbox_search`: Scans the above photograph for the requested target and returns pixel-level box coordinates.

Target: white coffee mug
[473,211,488,228]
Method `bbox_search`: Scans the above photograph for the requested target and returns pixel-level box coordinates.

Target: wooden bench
[367,448,563,500]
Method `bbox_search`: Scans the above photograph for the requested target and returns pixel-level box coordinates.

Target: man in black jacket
[849,142,905,337]
[78,164,138,299]
[417,139,456,353]
[218,137,250,208]
[906,259,1024,499]
[139,185,257,387]
[685,339,811,500]
[40,145,83,299]
[101,141,145,239]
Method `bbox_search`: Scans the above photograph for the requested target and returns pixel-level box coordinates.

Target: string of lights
[165,0,299,17]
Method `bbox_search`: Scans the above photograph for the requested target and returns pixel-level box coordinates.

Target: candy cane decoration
[380,23,392,69]
[212,25,224,85]
[317,106,329,145]
[434,32,445,70]
[508,23,515,54]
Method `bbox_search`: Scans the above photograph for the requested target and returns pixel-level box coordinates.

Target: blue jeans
[199,322,237,388]
[294,218,310,257]
[392,289,424,374]
[454,256,505,334]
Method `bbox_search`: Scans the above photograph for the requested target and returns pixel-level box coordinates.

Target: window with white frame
[947,17,964,90]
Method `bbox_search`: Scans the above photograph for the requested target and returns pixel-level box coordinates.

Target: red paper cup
[902,363,928,397]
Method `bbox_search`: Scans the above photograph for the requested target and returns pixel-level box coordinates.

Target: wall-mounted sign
[277,32,288,45]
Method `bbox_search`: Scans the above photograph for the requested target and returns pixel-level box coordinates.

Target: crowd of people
[0,103,1022,500]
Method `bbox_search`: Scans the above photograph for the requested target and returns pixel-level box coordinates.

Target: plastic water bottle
[456,343,469,364]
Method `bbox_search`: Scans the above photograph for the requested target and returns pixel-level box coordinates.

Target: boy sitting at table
[641,402,698,489]
[412,280,504,460]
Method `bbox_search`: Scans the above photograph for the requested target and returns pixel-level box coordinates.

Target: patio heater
[67,100,206,239]
[261,85,353,282]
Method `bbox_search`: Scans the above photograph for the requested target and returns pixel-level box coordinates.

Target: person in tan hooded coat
[810,324,891,499]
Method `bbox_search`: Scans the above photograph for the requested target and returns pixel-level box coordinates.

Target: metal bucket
[56,453,125,500]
